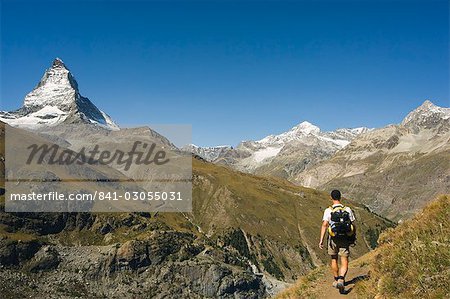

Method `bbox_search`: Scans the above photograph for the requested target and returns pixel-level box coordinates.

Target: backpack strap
[330,204,345,212]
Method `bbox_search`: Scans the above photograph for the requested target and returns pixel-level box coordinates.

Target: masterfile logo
[5,124,192,213]
[26,141,170,171]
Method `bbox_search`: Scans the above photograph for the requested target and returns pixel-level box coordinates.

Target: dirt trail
[313,264,368,299]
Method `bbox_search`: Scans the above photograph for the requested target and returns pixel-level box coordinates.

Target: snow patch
[32,105,67,117]
[317,135,350,147]
[252,146,282,162]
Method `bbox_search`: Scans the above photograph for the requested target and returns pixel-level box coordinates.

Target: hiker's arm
[319,220,328,249]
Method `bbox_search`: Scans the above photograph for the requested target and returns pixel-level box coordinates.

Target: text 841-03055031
[96,191,184,201]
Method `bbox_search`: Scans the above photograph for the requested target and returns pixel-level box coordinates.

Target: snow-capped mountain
[0,58,118,130]
[255,121,369,149]
[187,120,370,177]
[235,122,370,173]
[401,100,450,132]
[295,100,450,220]
[182,144,234,161]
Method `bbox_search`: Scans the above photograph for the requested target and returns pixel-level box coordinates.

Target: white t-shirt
[322,204,356,223]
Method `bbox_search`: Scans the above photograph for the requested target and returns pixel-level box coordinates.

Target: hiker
[319,189,356,293]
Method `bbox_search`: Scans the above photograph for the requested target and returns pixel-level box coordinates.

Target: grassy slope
[355,194,450,298]
[192,157,390,249]
[191,158,393,279]
[276,195,450,299]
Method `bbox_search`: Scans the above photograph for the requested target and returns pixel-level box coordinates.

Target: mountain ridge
[186,120,371,179]
[185,100,449,221]
[295,100,450,220]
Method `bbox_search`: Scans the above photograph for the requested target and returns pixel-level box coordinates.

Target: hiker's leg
[330,255,339,278]
[339,256,348,278]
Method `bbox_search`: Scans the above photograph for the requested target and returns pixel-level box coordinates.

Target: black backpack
[328,205,355,240]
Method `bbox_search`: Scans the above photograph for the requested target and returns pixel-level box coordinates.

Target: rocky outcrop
[26,245,60,272]
[0,231,266,298]
[0,238,42,267]
[0,211,96,235]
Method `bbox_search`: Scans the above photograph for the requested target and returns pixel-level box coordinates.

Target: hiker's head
[330,189,341,202]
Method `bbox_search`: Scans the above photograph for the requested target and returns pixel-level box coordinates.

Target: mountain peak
[52,57,66,69]
[401,100,450,130]
[407,100,448,116]
[0,58,119,130]
[417,99,438,110]
[256,121,321,145]
[292,121,320,134]
[299,121,314,127]
[25,58,79,109]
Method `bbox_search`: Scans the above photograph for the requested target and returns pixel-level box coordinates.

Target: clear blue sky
[1,0,449,146]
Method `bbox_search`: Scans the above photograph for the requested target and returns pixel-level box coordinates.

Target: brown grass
[355,194,450,298]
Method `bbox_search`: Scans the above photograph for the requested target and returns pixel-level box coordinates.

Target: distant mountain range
[184,122,371,179]
[297,100,450,220]
[296,100,449,187]
[188,100,450,221]
[1,58,448,221]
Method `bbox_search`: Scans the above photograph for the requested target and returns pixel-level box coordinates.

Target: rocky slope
[187,121,370,179]
[295,100,450,221]
[0,213,267,299]
[0,58,118,130]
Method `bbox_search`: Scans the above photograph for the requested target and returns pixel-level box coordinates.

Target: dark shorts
[327,237,350,257]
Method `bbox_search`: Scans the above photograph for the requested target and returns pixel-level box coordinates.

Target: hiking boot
[337,278,345,293]
[332,280,338,288]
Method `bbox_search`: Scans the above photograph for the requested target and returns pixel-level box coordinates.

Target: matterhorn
[0,58,118,129]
